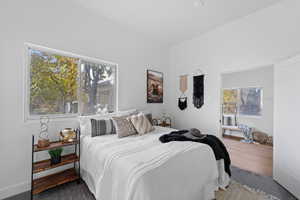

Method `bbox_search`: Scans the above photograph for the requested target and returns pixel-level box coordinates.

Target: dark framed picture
[147,70,163,103]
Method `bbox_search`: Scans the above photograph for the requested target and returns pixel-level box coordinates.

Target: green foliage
[48,148,63,158]
[223,89,238,103]
[79,62,114,114]
[29,49,78,115]
[29,48,116,116]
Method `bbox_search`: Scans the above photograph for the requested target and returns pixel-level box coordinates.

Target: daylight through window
[222,87,262,117]
[26,45,117,119]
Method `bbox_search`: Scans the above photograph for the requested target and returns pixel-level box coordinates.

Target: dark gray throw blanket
[159,130,231,176]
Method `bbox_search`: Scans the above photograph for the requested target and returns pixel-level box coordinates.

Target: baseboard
[274,167,300,199]
[222,134,273,147]
[222,134,243,140]
[0,181,30,200]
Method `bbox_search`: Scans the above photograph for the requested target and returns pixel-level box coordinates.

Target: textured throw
[112,116,137,138]
[80,126,225,200]
[90,119,115,137]
[159,130,231,176]
[129,113,154,135]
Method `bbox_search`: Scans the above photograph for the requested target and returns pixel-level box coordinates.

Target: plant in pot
[48,148,63,165]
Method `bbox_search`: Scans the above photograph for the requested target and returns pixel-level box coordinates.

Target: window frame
[222,86,263,118]
[24,43,118,122]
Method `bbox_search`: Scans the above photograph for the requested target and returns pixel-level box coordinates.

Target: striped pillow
[129,113,154,135]
[90,119,116,137]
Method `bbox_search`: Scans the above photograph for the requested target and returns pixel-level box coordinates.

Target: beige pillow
[129,113,154,135]
[112,116,137,138]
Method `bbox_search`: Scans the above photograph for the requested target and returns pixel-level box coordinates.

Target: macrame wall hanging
[178,75,188,110]
[193,74,204,109]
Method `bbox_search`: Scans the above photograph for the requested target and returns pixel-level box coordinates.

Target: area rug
[216,180,280,200]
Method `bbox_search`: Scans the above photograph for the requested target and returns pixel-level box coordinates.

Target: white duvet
[81,126,230,200]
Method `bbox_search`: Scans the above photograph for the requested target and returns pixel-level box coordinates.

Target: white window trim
[24,43,119,122]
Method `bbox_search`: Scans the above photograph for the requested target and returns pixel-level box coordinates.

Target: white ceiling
[75,0,281,45]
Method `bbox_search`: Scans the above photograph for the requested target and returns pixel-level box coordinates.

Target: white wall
[222,66,274,136]
[274,56,300,199]
[167,0,300,197]
[2,0,300,198]
[0,0,168,198]
[167,0,300,133]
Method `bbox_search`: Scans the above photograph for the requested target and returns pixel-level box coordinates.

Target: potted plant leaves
[48,148,63,165]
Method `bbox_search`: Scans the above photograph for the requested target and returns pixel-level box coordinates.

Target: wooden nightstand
[153,117,172,128]
[159,121,171,128]
[31,129,80,199]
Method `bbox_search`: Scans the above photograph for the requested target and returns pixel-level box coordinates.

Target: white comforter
[81,126,229,200]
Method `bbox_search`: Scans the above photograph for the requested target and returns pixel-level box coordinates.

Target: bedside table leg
[31,135,34,200]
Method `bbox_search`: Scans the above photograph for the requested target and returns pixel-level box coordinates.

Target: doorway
[220,66,274,176]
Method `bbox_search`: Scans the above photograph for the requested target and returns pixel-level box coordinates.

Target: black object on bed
[159,130,231,176]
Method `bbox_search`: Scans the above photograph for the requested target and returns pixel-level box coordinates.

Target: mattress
[80,126,230,200]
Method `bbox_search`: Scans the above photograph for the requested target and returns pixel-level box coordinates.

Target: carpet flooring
[4,166,298,200]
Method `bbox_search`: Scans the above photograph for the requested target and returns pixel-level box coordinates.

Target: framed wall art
[147,70,163,103]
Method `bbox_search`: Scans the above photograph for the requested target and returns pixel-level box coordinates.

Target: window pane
[223,89,238,103]
[79,61,116,115]
[239,88,262,116]
[29,48,79,115]
[223,89,238,114]
[223,103,237,115]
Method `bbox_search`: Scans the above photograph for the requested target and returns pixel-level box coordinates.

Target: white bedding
[81,126,230,200]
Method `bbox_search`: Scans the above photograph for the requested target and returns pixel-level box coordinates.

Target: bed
[80,126,230,200]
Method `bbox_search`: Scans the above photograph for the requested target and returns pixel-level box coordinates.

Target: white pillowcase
[129,113,154,135]
[79,109,137,136]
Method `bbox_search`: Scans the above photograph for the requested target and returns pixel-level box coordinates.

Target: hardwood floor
[222,136,273,176]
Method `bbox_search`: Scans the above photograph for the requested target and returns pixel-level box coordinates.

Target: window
[222,87,262,117]
[79,61,116,115]
[239,88,262,116]
[26,44,117,120]
[222,89,238,115]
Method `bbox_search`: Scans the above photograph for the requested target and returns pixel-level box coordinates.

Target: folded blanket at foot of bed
[159,130,231,176]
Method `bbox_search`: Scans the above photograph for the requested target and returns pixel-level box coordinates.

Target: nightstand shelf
[31,129,81,199]
[153,117,172,128]
[33,153,79,173]
[32,168,79,195]
[34,140,79,152]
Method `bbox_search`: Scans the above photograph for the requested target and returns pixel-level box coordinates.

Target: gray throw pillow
[90,119,116,137]
[112,116,137,138]
[145,113,153,125]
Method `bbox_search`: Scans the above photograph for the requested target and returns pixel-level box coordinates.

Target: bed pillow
[79,113,114,135]
[78,109,138,136]
[112,116,137,138]
[90,119,116,137]
[138,110,153,125]
[129,113,154,135]
[116,109,138,117]
[145,113,153,125]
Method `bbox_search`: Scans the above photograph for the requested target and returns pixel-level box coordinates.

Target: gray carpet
[230,166,298,200]
[4,166,298,200]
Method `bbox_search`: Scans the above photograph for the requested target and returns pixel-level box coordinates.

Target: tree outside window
[27,45,117,120]
[222,87,262,117]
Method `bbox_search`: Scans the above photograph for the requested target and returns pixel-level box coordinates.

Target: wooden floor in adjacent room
[222,136,273,177]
